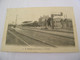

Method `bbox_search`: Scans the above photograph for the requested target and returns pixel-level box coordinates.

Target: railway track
[8,29,56,47]
[7,27,75,46]
[19,27,74,39]
[8,30,30,46]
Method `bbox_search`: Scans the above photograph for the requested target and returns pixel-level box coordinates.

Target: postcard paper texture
[1,7,79,52]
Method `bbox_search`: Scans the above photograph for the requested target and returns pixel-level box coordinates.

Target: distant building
[38,16,73,30]
[54,18,62,28]
[21,15,73,30]
[63,18,73,29]
[21,21,33,26]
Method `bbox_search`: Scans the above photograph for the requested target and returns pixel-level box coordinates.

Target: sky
[6,7,75,25]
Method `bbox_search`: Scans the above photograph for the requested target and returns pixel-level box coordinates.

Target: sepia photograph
[1,7,79,52]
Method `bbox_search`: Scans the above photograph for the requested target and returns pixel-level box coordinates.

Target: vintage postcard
[1,7,79,52]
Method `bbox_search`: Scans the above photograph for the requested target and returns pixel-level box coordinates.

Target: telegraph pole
[14,15,17,28]
[51,14,54,29]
